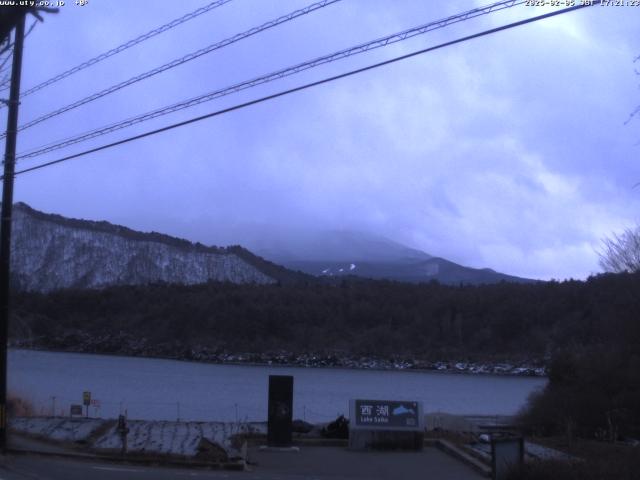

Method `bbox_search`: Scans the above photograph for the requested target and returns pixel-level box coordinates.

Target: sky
[3,0,640,280]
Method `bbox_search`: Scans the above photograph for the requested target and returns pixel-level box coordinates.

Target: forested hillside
[9,272,640,365]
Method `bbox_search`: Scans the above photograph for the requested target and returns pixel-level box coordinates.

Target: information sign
[354,399,421,429]
[70,405,83,416]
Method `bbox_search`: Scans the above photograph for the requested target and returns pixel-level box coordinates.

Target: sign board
[70,404,83,416]
[350,399,423,431]
[349,399,424,451]
[82,391,91,406]
[90,399,101,407]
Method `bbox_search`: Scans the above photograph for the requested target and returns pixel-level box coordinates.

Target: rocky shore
[10,331,546,377]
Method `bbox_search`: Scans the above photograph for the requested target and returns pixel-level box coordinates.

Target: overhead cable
[0,0,234,98]
[2,0,341,138]
[5,3,597,179]
[17,0,524,161]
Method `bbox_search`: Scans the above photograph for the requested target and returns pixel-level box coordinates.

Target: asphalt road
[1,456,244,480]
[0,447,485,480]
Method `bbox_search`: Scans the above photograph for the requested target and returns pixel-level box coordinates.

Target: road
[1,456,244,480]
[0,447,486,480]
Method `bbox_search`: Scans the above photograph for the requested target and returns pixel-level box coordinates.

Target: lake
[8,349,546,422]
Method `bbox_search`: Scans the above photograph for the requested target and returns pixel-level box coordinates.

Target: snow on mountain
[255,229,431,264]
[258,230,534,285]
[9,203,277,292]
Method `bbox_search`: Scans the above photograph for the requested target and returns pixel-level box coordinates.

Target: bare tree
[599,226,640,273]
[601,56,640,274]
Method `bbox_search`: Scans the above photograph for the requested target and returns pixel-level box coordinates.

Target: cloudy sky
[4,0,640,280]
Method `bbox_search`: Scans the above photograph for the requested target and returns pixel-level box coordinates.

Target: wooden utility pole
[0,11,25,452]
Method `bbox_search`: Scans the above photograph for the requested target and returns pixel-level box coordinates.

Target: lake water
[8,349,546,422]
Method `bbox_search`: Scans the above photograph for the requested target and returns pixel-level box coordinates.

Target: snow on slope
[10,203,275,292]
[10,416,265,458]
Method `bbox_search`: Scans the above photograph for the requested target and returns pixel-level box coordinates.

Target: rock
[195,437,229,462]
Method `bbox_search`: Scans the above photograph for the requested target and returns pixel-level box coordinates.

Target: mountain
[258,230,534,285]
[8,203,308,292]
[257,230,431,263]
[7,203,532,291]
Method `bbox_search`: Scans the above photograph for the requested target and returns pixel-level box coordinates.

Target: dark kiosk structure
[267,375,294,447]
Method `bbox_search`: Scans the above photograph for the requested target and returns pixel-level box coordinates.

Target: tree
[598,55,640,274]
[599,225,640,273]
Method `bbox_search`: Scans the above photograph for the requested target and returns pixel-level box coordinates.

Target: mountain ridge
[254,228,534,285]
[8,203,309,291]
[7,202,532,290]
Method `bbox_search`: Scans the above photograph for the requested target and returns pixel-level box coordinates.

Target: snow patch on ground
[469,440,575,462]
[10,417,104,442]
[10,417,266,458]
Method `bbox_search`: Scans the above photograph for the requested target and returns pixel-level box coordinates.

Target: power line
[0,20,36,89]
[25,19,37,34]
[0,40,13,75]
[0,42,11,57]
[16,0,525,162]
[5,3,597,179]
[0,17,47,90]
[1,0,341,139]
[0,0,234,98]
[0,53,12,76]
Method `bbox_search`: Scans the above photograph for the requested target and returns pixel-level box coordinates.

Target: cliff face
[9,203,276,291]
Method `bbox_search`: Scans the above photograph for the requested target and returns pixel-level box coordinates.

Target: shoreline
[9,344,547,378]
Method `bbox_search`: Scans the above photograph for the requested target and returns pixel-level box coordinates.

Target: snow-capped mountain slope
[9,203,279,291]
[259,230,534,285]
[257,229,431,263]
[6,203,532,290]
[284,257,532,285]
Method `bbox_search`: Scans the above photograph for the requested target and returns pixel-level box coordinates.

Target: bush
[518,347,640,440]
[7,394,34,417]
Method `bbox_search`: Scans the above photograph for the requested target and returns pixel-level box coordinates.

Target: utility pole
[0,12,25,453]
